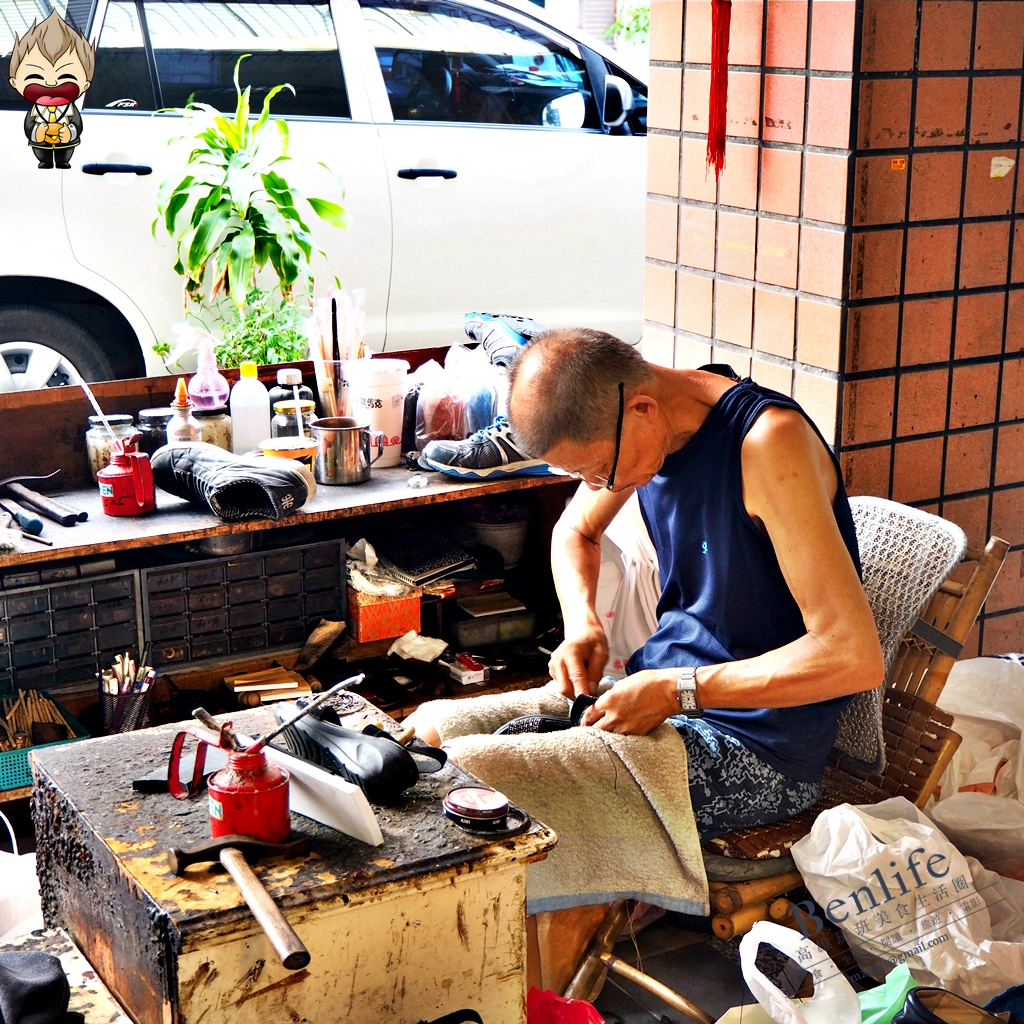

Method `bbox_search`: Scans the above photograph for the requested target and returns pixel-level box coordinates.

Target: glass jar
[193,408,232,451]
[85,414,135,482]
[271,400,317,438]
[137,407,175,455]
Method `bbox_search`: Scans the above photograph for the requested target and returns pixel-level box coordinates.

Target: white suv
[0,0,646,390]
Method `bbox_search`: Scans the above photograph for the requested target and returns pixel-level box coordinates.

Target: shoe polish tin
[443,786,509,831]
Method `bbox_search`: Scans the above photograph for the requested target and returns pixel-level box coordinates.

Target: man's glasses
[565,382,625,490]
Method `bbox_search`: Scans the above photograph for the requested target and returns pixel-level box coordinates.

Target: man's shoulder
[742,403,815,455]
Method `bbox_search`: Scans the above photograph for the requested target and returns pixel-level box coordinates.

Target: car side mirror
[602,75,634,128]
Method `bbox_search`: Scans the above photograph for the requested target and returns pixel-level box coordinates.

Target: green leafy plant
[213,290,309,367]
[155,55,348,314]
[604,1,649,44]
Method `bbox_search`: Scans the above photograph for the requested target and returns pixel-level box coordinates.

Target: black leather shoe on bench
[892,988,1005,1024]
[151,442,316,522]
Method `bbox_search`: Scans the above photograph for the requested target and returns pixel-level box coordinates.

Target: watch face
[678,689,698,711]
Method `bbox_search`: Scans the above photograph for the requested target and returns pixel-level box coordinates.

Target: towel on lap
[421,689,709,916]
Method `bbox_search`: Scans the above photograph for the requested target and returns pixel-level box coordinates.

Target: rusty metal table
[31,706,556,1024]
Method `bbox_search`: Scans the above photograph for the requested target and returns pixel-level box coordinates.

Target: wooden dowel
[712,902,769,940]
[709,871,803,914]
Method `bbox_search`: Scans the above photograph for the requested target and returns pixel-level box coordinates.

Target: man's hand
[35,123,48,143]
[57,124,71,143]
[548,624,608,697]
[580,670,677,734]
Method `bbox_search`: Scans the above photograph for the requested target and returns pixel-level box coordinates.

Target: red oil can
[97,435,156,516]
[207,748,291,844]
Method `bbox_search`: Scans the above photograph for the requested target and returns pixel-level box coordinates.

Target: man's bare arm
[548,483,633,695]
[584,408,885,733]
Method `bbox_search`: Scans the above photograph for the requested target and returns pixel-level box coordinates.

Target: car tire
[0,305,115,391]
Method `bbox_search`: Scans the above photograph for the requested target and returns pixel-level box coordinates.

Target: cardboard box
[347,586,421,643]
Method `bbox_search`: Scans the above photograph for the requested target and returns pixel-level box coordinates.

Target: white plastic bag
[739,921,860,1024]
[0,810,42,940]
[791,798,1024,1003]
[930,792,1024,881]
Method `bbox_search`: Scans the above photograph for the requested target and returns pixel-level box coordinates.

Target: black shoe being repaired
[892,988,1005,1024]
[151,443,316,522]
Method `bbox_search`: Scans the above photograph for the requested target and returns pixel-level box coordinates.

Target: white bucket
[340,359,409,467]
[468,519,530,568]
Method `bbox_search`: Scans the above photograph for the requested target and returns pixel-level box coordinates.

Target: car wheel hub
[0,342,83,392]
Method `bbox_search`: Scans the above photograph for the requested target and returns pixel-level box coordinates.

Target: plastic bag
[739,921,861,1024]
[930,792,1024,881]
[526,987,603,1024]
[791,797,1024,1004]
[414,359,466,448]
[444,346,498,435]
[0,811,42,940]
[858,963,918,1024]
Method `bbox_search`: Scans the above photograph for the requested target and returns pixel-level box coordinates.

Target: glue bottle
[230,362,271,453]
[166,378,202,445]
[188,334,230,410]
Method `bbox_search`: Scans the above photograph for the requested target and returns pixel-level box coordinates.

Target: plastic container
[468,520,530,568]
[268,368,314,411]
[230,362,271,453]
[188,334,230,409]
[193,408,232,451]
[450,609,536,647]
[340,359,409,467]
[272,400,317,439]
[166,379,202,444]
[85,414,135,482]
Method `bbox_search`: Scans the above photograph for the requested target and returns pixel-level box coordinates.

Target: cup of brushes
[100,649,156,733]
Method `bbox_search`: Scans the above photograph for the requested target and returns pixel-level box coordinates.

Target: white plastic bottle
[230,362,271,454]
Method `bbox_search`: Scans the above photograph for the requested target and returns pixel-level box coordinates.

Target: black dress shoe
[151,442,316,521]
[893,987,1005,1024]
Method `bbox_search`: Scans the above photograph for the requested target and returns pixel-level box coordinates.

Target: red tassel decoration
[707,0,732,180]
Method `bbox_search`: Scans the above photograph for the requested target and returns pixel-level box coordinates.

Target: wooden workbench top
[1,467,573,570]
[31,705,557,939]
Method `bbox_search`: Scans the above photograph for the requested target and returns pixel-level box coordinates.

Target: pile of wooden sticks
[0,690,72,750]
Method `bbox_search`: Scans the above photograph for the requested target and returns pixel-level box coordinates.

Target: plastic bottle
[166,378,202,444]
[188,335,230,410]
[268,367,314,410]
[230,362,271,453]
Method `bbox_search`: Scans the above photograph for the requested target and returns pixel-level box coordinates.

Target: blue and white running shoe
[463,312,547,368]
[419,417,553,479]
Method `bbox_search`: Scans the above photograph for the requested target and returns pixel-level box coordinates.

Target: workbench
[32,704,558,1024]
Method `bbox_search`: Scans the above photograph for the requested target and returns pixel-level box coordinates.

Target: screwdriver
[0,498,43,536]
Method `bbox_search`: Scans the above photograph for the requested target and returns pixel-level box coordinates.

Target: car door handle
[396,168,457,180]
[81,163,153,175]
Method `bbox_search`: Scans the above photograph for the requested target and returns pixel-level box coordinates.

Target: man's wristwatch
[676,667,702,717]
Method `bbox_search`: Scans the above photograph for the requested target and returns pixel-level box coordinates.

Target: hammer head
[167,834,309,875]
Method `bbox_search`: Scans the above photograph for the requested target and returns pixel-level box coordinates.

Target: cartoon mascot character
[8,11,95,168]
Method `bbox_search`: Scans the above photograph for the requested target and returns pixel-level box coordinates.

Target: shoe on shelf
[419,417,553,479]
[463,312,547,368]
[151,442,316,522]
[892,988,1005,1024]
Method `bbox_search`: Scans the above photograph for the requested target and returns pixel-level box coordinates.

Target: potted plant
[153,56,347,368]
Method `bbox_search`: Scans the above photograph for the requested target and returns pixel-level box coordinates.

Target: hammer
[168,834,311,970]
[0,472,88,526]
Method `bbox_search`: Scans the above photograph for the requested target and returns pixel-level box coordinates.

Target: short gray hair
[508,328,653,457]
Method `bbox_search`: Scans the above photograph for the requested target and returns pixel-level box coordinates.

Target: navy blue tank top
[625,378,861,783]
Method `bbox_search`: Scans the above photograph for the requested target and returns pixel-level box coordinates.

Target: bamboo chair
[562,518,1008,1021]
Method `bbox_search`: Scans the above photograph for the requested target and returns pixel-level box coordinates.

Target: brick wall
[643,0,1024,655]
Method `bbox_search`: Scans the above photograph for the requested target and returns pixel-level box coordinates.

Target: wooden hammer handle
[219,847,311,971]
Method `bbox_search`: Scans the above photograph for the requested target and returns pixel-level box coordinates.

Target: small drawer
[303,544,339,570]
[304,567,339,592]
[229,603,266,629]
[229,579,265,605]
[266,574,302,599]
[12,642,53,668]
[0,622,7,644]
[230,627,267,653]
[148,616,185,642]
[10,617,49,643]
[187,564,224,588]
[188,587,226,612]
[153,642,188,666]
[2,571,40,589]
[190,634,230,660]
[97,622,137,649]
[148,592,186,618]
[267,622,305,647]
[0,649,10,670]
[94,598,135,627]
[267,597,303,623]
[51,582,93,609]
[55,631,96,659]
[6,593,48,617]
[190,610,229,635]
[93,576,133,602]
[226,558,262,581]
[55,656,99,686]
[53,607,94,634]
[147,569,186,593]
[305,590,340,616]
[15,663,57,687]
[265,551,302,575]
[40,565,79,584]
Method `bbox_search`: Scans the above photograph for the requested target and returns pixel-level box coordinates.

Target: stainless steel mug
[311,417,385,485]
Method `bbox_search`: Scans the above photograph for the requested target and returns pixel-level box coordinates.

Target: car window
[90,0,350,117]
[0,0,72,110]
[84,1,158,110]
[359,0,599,129]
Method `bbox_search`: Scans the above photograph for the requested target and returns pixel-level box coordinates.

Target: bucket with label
[338,359,409,468]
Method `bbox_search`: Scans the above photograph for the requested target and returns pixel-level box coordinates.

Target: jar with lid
[86,414,135,482]
[268,367,315,411]
[167,378,202,445]
[272,400,317,439]
[193,408,232,451]
[137,407,175,455]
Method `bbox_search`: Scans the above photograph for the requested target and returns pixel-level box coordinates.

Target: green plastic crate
[0,697,90,792]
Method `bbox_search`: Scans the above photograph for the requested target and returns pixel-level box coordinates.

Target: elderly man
[414,328,884,838]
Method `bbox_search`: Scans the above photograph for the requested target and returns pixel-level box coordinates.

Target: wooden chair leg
[916,729,962,808]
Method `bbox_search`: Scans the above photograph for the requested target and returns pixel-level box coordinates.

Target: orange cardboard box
[347,586,422,642]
